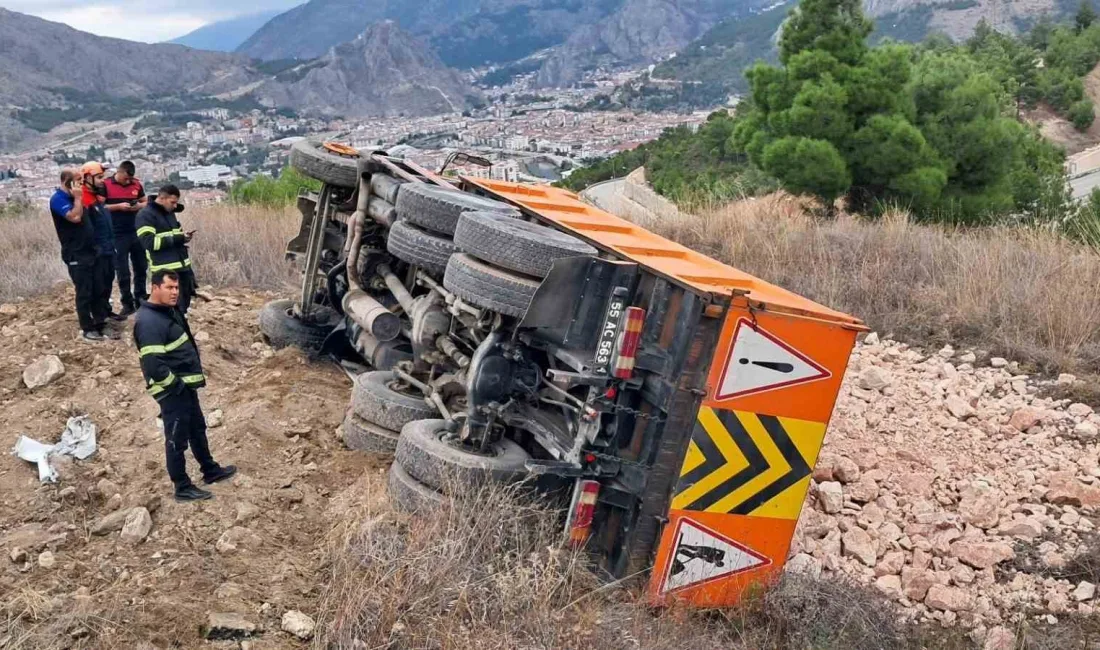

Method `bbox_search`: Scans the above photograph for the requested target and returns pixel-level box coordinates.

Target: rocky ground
[0,284,385,649]
[791,333,1100,648]
[4,284,1100,648]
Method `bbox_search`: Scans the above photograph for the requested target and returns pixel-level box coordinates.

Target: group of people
[49,162,198,341]
[49,162,234,502]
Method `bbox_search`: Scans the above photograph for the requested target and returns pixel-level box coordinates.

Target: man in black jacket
[134,270,235,501]
[136,185,197,314]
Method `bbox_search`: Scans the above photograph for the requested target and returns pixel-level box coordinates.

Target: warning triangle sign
[715,319,831,400]
[662,518,771,594]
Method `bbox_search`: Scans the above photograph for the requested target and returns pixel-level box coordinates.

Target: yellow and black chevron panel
[672,407,827,520]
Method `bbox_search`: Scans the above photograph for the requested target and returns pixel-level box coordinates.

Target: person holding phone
[80,161,124,333]
[49,169,109,341]
[104,160,148,316]
[135,184,197,314]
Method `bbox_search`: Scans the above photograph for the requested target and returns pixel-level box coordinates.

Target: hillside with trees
[567,0,1100,226]
[612,0,1100,120]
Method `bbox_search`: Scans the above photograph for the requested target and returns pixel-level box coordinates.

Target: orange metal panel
[707,306,860,424]
[647,306,858,607]
[465,178,867,329]
[649,510,792,606]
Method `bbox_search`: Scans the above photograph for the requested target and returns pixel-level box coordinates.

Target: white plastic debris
[12,416,97,483]
[12,436,57,482]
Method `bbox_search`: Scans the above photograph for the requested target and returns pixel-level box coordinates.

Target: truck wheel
[258,299,339,352]
[386,220,457,276]
[395,419,530,492]
[454,211,597,278]
[388,460,444,513]
[352,371,438,431]
[343,408,400,454]
[443,253,539,318]
[289,140,360,188]
[395,183,518,236]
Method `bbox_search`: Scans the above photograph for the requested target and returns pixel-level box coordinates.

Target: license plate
[594,290,628,372]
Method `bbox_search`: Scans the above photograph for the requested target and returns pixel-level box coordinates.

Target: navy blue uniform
[49,189,106,333]
[133,300,219,489]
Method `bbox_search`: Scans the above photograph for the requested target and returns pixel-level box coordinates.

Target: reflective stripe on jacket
[135,202,192,274]
[133,301,205,400]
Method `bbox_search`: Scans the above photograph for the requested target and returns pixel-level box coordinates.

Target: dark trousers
[178,270,196,315]
[114,233,147,308]
[94,255,114,315]
[159,388,218,489]
[66,258,106,332]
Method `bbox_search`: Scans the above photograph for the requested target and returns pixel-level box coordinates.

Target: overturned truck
[260,139,867,606]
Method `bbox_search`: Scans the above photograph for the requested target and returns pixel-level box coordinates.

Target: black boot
[203,465,238,485]
[175,484,214,502]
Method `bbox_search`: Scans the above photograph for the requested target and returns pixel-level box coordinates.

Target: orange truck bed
[467,177,867,607]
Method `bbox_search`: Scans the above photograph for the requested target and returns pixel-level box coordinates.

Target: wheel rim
[322,142,360,158]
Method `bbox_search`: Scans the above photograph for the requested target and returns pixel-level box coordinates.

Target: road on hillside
[581,177,626,212]
[1072,170,1100,200]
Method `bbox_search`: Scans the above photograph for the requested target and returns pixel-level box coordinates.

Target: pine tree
[1076,0,1097,32]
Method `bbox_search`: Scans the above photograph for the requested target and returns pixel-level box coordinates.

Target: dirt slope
[1027,62,1100,155]
[0,285,379,649]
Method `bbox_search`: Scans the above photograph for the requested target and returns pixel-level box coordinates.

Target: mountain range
[0,8,476,151]
[251,21,480,117]
[234,0,760,86]
[0,7,256,107]
[0,0,1091,154]
[168,10,284,52]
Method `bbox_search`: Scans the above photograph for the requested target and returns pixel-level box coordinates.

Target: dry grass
[0,204,299,303]
[315,477,973,650]
[185,204,299,291]
[638,193,1100,373]
[1,582,140,649]
[0,212,68,301]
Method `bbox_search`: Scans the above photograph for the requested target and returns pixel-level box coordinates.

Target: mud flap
[286,191,319,260]
[648,305,860,608]
[520,256,638,351]
[319,319,360,362]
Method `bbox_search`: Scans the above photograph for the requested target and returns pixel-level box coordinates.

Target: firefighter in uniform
[135,184,197,314]
[134,269,235,502]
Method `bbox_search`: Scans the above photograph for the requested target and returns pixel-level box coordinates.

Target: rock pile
[789,337,1100,637]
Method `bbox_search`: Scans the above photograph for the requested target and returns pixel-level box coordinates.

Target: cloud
[0,1,302,43]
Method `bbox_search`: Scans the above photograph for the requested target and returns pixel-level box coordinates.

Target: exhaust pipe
[376,263,415,313]
[342,288,401,342]
[345,172,373,290]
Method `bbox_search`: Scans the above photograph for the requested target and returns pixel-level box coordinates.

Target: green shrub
[1071,99,1096,130]
[229,166,320,207]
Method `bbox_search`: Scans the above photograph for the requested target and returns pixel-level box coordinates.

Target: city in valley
[0,69,707,207]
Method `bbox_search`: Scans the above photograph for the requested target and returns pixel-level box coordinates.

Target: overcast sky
[0,0,302,43]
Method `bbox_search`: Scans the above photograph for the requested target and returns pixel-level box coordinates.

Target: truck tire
[386,220,457,276]
[388,461,444,513]
[454,211,597,278]
[343,408,400,454]
[443,253,539,318]
[395,183,518,236]
[395,419,530,492]
[289,140,360,188]
[352,371,438,431]
[258,299,339,352]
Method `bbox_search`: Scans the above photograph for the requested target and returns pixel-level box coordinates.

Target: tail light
[567,479,601,548]
[613,307,646,379]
